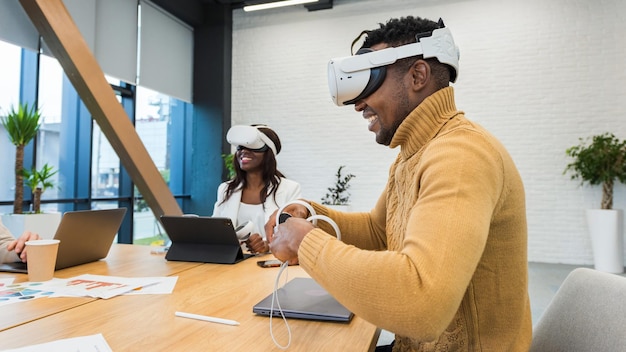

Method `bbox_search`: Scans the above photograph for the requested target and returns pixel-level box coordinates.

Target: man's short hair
[359,16,453,87]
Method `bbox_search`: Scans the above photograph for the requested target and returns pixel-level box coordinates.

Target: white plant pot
[586,209,624,274]
[1,213,62,240]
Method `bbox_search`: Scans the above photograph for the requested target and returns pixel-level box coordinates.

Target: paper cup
[25,239,60,282]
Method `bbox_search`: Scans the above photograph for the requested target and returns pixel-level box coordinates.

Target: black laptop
[0,208,127,273]
[160,215,253,264]
[253,277,354,322]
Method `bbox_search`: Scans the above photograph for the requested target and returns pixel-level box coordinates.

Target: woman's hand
[245,233,269,254]
[6,231,41,262]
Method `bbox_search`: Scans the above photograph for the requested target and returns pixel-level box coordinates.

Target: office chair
[530,267,626,351]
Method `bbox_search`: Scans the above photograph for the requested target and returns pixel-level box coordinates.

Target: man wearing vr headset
[269,16,531,351]
[213,124,301,254]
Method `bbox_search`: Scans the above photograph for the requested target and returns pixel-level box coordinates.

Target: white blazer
[212,178,302,237]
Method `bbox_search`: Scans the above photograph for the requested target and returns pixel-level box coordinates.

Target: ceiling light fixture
[243,0,319,12]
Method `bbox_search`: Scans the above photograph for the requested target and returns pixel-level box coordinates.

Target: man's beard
[376,88,409,146]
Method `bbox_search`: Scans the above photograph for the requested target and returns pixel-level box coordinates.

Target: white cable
[268,202,342,350]
[306,214,341,241]
[275,200,317,229]
[269,261,291,349]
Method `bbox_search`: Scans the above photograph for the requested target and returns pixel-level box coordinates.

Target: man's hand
[265,201,311,243]
[6,231,40,262]
[269,217,315,263]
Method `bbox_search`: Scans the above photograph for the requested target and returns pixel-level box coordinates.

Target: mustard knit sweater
[299,87,532,351]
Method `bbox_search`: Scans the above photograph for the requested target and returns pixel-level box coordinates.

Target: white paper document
[49,274,162,299]
[0,279,54,307]
[0,275,176,305]
[1,333,112,352]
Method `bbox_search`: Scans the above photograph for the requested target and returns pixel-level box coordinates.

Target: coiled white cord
[275,199,318,227]
[269,200,341,349]
[269,261,291,349]
[305,214,341,241]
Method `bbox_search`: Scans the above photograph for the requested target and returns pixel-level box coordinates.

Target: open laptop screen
[0,208,126,273]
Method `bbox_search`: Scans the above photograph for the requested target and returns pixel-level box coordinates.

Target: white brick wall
[231,0,626,266]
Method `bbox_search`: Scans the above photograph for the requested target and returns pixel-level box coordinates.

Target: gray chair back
[530,267,626,352]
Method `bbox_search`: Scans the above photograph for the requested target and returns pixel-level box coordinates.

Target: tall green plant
[321,165,356,205]
[0,103,42,214]
[23,163,58,213]
[222,153,235,180]
[564,132,626,209]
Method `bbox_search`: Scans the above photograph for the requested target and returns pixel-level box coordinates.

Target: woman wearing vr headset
[213,124,301,254]
[269,16,531,352]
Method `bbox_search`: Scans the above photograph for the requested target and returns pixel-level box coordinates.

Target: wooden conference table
[0,244,380,351]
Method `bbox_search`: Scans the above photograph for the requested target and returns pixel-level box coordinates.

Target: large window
[134,86,172,245]
[0,39,191,244]
[0,41,23,212]
[36,54,63,212]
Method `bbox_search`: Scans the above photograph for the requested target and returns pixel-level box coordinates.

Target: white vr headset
[327,25,460,106]
[226,125,278,155]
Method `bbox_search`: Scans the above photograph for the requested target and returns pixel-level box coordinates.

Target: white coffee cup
[25,239,60,282]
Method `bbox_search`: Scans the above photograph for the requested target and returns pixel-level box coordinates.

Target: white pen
[175,311,240,326]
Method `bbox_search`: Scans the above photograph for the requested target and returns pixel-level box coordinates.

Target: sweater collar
[389,86,459,159]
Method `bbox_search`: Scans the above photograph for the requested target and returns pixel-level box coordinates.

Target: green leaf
[321,165,356,205]
[0,102,41,147]
[222,153,235,180]
[564,133,626,209]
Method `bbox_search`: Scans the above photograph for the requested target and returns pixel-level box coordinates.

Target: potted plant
[1,102,41,214]
[564,132,626,273]
[321,165,355,211]
[23,163,58,214]
[1,103,62,239]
